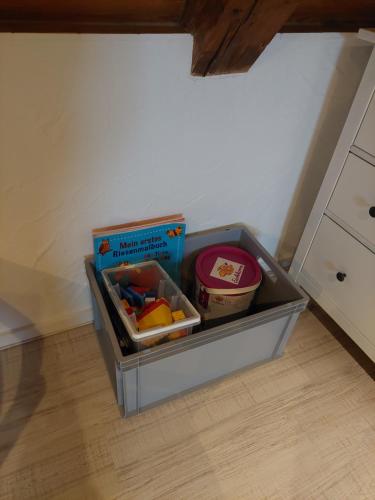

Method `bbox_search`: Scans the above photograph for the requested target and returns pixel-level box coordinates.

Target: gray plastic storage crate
[85,224,308,417]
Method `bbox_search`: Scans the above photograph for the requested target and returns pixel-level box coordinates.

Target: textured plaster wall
[0,33,371,346]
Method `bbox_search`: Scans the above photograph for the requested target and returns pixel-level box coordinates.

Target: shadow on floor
[0,299,100,498]
[0,299,45,468]
[309,301,375,381]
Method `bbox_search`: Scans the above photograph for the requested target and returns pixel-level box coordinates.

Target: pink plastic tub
[195,245,262,321]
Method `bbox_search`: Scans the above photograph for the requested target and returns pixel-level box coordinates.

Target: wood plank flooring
[0,310,374,499]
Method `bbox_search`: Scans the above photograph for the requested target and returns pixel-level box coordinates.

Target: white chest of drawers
[290,30,375,362]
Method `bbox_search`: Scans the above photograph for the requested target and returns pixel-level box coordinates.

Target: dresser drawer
[302,216,375,350]
[327,154,375,248]
[354,91,375,158]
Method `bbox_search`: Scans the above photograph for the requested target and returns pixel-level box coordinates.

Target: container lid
[195,245,261,295]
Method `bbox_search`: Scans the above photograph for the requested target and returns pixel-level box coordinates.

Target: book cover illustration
[93,222,186,283]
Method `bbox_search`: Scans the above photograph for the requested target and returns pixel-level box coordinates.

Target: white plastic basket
[102,260,201,351]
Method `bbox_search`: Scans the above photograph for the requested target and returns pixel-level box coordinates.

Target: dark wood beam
[0,0,374,74]
[0,0,184,23]
[183,0,303,76]
[182,1,255,76]
[0,0,185,33]
[0,18,184,34]
[0,0,374,36]
[211,0,303,74]
[284,0,375,33]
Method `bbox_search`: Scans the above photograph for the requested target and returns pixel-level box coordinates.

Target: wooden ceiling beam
[182,0,255,76]
[0,18,184,34]
[284,0,375,33]
[183,0,303,76]
[210,0,304,74]
[0,0,374,74]
[0,0,185,33]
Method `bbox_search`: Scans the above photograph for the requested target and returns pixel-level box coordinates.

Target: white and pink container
[195,245,262,321]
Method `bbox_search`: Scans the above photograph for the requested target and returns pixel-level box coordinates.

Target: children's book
[92,214,186,283]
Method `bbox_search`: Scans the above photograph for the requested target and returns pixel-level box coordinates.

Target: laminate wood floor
[0,310,374,499]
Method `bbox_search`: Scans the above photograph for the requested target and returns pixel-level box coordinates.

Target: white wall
[0,33,371,347]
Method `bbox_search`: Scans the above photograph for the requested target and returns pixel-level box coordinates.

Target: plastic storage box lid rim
[198,281,261,296]
[102,260,201,341]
